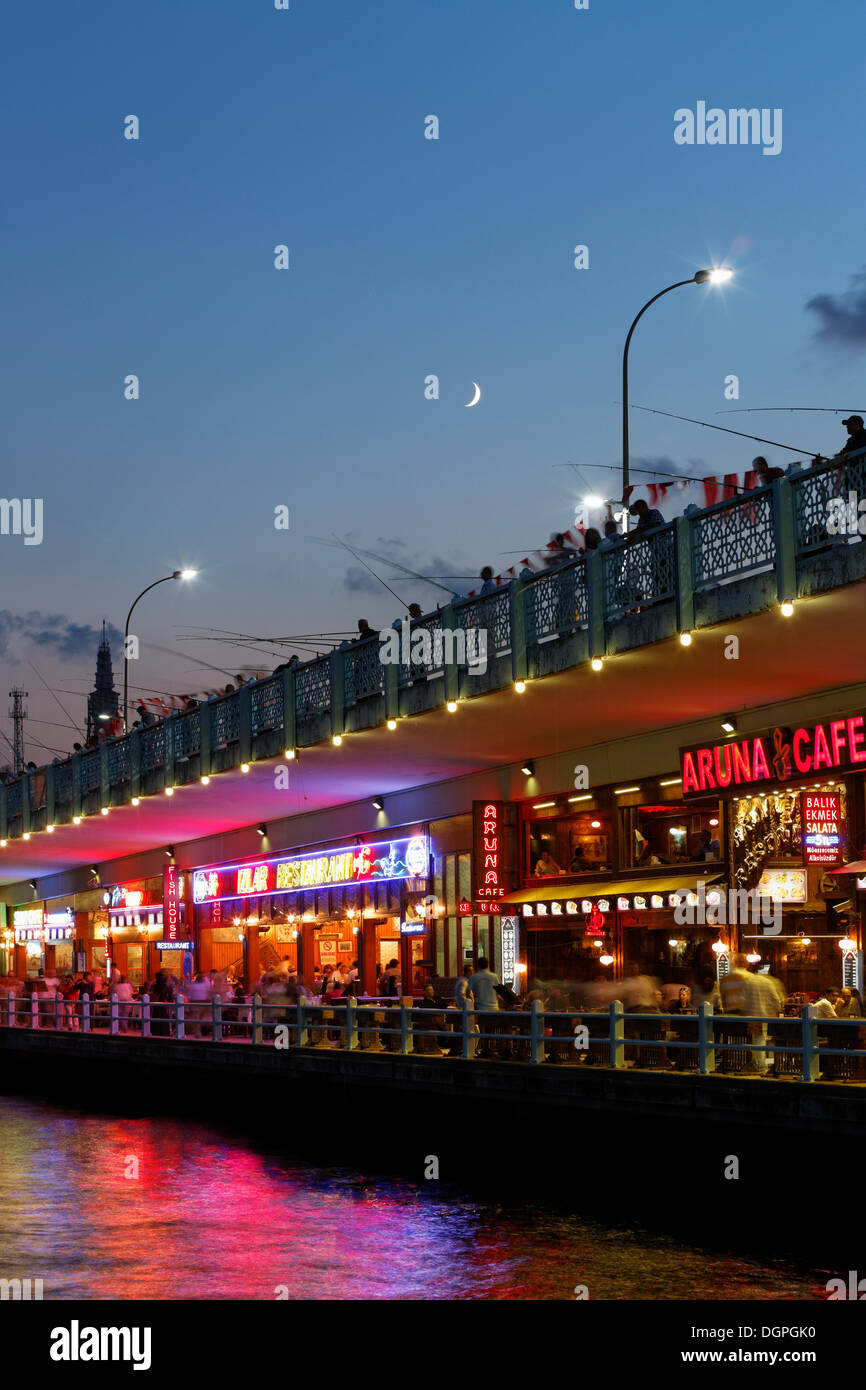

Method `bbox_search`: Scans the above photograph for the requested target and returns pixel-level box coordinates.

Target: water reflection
[0,1097,825,1300]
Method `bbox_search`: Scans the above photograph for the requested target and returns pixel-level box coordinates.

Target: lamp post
[621,267,733,522]
[123,570,197,732]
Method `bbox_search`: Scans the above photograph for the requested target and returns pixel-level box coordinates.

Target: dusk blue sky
[2,0,864,759]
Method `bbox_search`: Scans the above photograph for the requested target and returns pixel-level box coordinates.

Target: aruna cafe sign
[680,714,866,798]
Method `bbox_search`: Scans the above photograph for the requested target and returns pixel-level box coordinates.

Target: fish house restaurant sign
[680,714,866,799]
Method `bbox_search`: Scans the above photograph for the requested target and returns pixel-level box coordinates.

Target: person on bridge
[836,416,866,457]
[751,456,785,484]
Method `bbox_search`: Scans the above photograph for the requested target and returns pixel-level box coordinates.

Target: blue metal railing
[1,992,860,1084]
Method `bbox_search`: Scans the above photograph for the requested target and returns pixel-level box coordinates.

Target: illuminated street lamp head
[172,569,198,581]
[694,266,734,285]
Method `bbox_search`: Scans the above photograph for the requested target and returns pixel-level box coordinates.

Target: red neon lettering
[830,719,847,766]
[752,739,770,781]
[849,717,866,764]
[731,742,752,785]
[793,728,812,773]
[713,743,732,787]
[697,748,714,790]
[682,752,699,794]
[813,724,832,769]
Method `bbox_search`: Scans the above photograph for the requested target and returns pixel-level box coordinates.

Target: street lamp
[123,570,197,732]
[621,267,733,518]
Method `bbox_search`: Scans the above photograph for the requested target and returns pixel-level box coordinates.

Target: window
[623,799,722,868]
[527,811,613,877]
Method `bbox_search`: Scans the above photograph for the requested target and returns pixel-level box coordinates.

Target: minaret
[86,622,119,741]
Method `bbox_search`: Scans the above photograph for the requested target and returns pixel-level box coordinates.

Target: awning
[828,860,866,875]
[501,871,725,917]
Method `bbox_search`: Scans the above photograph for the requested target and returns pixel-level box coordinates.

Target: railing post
[698,1002,715,1075]
[461,999,474,1058]
[281,667,296,755]
[212,994,222,1043]
[585,550,605,664]
[675,514,695,634]
[238,683,253,766]
[609,998,625,1069]
[329,648,345,743]
[801,1003,819,1082]
[175,992,185,1041]
[82,995,91,1034]
[109,991,118,1035]
[252,993,262,1045]
[30,993,39,1030]
[529,999,545,1064]
[141,993,151,1038]
[345,996,358,1051]
[773,475,797,602]
[400,1000,412,1055]
[54,989,62,1031]
[509,576,528,683]
[6,992,13,1027]
[441,605,460,705]
[296,996,308,1047]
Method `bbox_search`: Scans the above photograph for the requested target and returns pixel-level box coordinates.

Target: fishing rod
[618,401,823,457]
[717,407,866,415]
[573,461,749,492]
[332,533,408,608]
[310,535,462,597]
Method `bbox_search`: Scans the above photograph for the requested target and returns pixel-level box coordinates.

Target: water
[0,1095,830,1301]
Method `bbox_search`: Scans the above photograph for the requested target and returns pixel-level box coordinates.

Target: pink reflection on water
[0,1100,825,1300]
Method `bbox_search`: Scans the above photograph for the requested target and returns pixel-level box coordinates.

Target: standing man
[466,957,501,1059]
[751,456,784,483]
[836,416,866,457]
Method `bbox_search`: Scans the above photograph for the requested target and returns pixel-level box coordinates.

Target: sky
[1,0,865,762]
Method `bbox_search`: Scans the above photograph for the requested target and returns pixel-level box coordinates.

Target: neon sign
[192,835,429,905]
[164,865,180,943]
[801,792,844,865]
[681,715,866,796]
[471,801,516,903]
[501,916,517,986]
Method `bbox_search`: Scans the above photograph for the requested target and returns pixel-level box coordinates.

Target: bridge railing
[4,462,866,833]
[2,993,860,1083]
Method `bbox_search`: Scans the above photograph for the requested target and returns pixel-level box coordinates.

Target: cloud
[342,565,383,595]
[0,612,122,662]
[806,267,866,348]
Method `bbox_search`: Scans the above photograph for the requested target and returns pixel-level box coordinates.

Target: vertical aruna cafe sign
[471,801,517,910]
[681,714,866,798]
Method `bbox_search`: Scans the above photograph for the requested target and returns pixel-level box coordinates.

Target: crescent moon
[465,382,482,408]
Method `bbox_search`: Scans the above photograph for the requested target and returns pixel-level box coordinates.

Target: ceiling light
[614,786,640,794]
[533,801,556,810]
[372,796,384,811]
[591,657,603,672]
[29,879,37,892]
[569,794,592,803]
[591,820,601,828]
[89,865,99,877]
[521,760,534,777]
[709,818,719,826]
[659,777,682,787]
[257,823,267,837]
[165,845,175,858]
[720,716,737,734]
